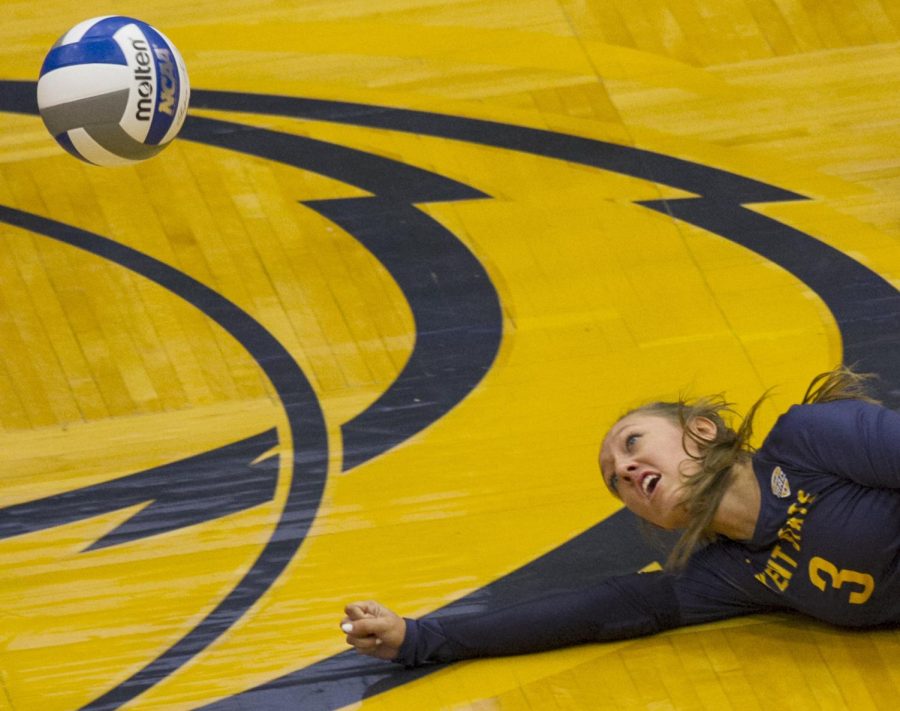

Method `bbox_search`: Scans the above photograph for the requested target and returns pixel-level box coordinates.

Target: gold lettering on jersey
[777,489,815,552]
[754,489,816,594]
[809,557,875,605]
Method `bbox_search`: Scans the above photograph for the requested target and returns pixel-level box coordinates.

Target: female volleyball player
[340,367,900,666]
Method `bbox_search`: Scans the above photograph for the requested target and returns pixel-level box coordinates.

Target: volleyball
[37,16,190,167]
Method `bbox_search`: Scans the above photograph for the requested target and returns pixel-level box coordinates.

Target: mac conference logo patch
[771,466,791,499]
[0,80,898,709]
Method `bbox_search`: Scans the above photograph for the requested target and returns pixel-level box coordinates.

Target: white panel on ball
[37,64,130,108]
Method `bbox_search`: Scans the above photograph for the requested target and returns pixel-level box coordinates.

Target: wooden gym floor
[1,1,899,709]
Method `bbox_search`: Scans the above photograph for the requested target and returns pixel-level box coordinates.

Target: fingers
[341,618,393,660]
[343,615,392,638]
[344,600,381,621]
[341,601,377,636]
[345,629,382,653]
[340,600,405,661]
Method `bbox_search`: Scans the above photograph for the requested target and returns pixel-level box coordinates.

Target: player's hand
[341,600,406,661]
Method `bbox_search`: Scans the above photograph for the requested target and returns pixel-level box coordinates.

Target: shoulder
[775,399,873,428]
[765,399,887,446]
[758,398,900,479]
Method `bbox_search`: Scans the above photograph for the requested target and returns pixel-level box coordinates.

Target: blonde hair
[621,365,878,570]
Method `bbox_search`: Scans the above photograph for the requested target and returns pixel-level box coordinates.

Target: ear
[688,415,717,442]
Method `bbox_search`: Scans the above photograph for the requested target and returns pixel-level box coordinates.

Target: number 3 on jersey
[809,556,875,604]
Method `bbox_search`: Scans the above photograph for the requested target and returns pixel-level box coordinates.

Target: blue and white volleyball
[37,16,190,166]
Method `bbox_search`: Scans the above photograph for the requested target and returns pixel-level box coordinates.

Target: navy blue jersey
[397,399,900,666]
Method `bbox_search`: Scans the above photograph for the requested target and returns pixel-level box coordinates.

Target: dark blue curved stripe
[178,115,501,470]
[0,428,279,550]
[40,38,127,75]
[305,197,503,470]
[0,206,329,711]
[178,115,485,203]
[188,90,805,204]
[638,198,900,407]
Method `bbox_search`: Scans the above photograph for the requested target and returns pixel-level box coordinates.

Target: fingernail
[341,622,354,633]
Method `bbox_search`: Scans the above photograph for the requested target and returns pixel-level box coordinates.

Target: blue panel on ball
[40,38,127,76]
[141,23,181,145]
[54,130,92,164]
[81,16,141,40]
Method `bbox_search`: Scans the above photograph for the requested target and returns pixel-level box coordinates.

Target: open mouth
[641,473,661,497]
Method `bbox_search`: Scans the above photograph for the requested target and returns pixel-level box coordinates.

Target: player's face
[599,413,704,530]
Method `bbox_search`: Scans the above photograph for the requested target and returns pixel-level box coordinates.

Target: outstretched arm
[343,571,685,667]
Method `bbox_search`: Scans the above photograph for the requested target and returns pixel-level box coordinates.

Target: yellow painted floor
[1,1,899,709]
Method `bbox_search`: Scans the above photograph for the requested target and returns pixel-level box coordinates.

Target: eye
[625,433,640,450]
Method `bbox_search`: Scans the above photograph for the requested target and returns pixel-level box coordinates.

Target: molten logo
[132,37,154,121]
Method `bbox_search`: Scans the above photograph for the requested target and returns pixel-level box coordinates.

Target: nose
[616,458,639,484]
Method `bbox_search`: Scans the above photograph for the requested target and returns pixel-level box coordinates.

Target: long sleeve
[765,400,900,489]
[395,571,683,667]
